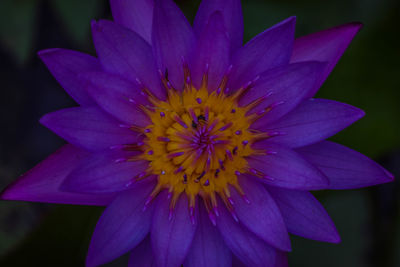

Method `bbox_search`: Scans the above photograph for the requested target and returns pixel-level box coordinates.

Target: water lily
[1,0,394,266]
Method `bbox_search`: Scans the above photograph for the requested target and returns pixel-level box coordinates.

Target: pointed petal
[216,203,279,267]
[91,20,164,100]
[38,48,100,106]
[297,141,394,189]
[40,107,138,151]
[80,71,151,126]
[61,150,149,194]
[86,181,155,267]
[291,22,362,98]
[268,187,340,243]
[260,98,365,148]
[190,11,230,91]
[194,0,243,51]
[110,0,154,43]
[231,177,291,251]
[151,192,197,267]
[185,204,231,267]
[152,0,195,90]
[227,17,296,91]
[128,236,156,267]
[0,145,113,205]
[239,61,326,126]
[249,142,329,190]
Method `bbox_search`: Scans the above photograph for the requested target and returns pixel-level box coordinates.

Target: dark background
[0,0,399,266]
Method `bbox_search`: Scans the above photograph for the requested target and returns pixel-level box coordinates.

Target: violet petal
[0,145,113,205]
[291,22,362,98]
[194,0,243,52]
[297,141,394,189]
[40,107,138,151]
[259,98,365,148]
[110,0,154,43]
[152,0,195,90]
[38,48,100,106]
[190,11,230,91]
[86,181,155,267]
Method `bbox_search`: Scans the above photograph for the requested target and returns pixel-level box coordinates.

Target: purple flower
[1,0,394,266]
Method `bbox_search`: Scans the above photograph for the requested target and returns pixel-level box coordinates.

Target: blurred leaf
[0,205,102,266]
[0,202,40,257]
[289,190,370,267]
[0,0,38,65]
[50,0,105,44]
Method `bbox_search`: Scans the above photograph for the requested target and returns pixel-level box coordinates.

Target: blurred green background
[0,0,399,266]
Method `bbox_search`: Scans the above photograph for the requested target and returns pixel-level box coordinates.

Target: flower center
[125,66,269,221]
[142,86,256,218]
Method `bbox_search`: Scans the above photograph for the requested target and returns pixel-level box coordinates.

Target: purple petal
[260,98,365,148]
[184,203,231,267]
[38,48,100,106]
[151,192,197,267]
[194,0,243,51]
[190,11,230,91]
[152,0,195,90]
[232,256,246,267]
[268,187,340,243]
[0,145,113,205]
[227,17,296,91]
[86,181,155,267]
[291,22,362,98]
[80,71,151,126]
[61,150,149,194]
[231,178,291,251]
[216,203,279,267]
[40,107,138,151]
[249,142,329,190]
[110,0,154,43]
[128,236,156,267]
[91,20,164,100]
[239,61,326,126]
[297,141,394,189]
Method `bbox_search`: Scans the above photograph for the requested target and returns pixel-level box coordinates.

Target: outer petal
[216,203,279,267]
[80,71,151,126]
[194,0,243,51]
[231,178,291,251]
[38,48,100,106]
[184,203,231,267]
[190,11,230,91]
[0,145,113,205]
[227,17,296,91]
[128,236,156,267]
[91,20,164,100]
[152,0,195,90]
[61,150,149,194]
[291,22,362,98]
[239,61,326,126]
[86,181,155,267]
[110,0,154,43]
[40,107,138,151]
[151,192,197,267]
[260,98,365,148]
[296,141,394,189]
[249,142,329,190]
[268,187,341,243]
